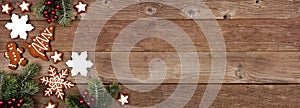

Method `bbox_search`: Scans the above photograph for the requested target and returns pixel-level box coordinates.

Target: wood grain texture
[0,19,299,52]
[32,84,300,108]
[0,0,299,107]
[1,0,300,20]
[0,52,299,83]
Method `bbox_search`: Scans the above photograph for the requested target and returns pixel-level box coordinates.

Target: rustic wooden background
[0,0,300,107]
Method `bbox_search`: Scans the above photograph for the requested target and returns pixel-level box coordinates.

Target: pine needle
[33,2,46,18]
[58,0,73,26]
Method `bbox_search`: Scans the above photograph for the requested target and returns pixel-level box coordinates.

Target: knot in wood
[234,64,247,79]
[145,6,157,15]
[183,7,198,18]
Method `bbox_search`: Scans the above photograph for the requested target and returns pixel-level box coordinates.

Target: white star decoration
[45,100,57,108]
[66,51,93,76]
[1,3,14,15]
[50,51,63,64]
[118,94,129,105]
[19,0,31,13]
[75,1,87,13]
[5,14,34,40]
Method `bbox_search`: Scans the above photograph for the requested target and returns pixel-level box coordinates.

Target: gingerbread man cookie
[24,26,55,61]
[4,41,28,70]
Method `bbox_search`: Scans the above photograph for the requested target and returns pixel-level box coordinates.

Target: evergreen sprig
[88,78,112,108]
[57,0,73,26]
[109,82,121,98]
[0,71,7,99]
[0,63,40,108]
[33,1,46,18]
[34,0,73,26]
[65,78,121,108]
[65,95,89,108]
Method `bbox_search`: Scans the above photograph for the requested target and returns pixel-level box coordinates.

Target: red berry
[79,99,84,104]
[17,103,22,107]
[43,11,48,15]
[44,14,49,18]
[47,19,52,23]
[56,5,60,9]
[90,97,95,102]
[51,10,56,15]
[10,106,14,108]
[53,15,58,20]
[47,1,52,5]
[7,101,12,105]
[11,98,16,101]
[83,91,88,96]
[86,102,91,106]
[19,99,24,103]
[44,1,48,5]
[0,100,4,105]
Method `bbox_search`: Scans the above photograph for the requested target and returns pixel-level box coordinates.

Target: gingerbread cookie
[4,41,28,70]
[50,50,63,64]
[24,26,55,61]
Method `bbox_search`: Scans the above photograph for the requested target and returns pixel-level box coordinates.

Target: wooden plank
[83,0,300,20]
[0,52,299,83]
[32,84,300,107]
[96,52,300,84]
[1,0,300,21]
[155,85,300,107]
[0,19,299,52]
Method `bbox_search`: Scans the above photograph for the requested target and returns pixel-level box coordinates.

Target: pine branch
[21,96,34,108]
[109,82,121,98]
[0,71,7,99]
[65,80,121,108]
[33,0,46,18]
[0,64,40,108]
[65,95,89,108]
[1,76,18,100]
[88,78,112,108]
[20,81,39,95]
[58,0,73,26]
[17,63,40,85]
[34,0,73,26]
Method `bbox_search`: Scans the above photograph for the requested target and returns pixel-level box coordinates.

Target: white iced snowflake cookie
[40,65,74,100]
[5,14,34,40]
[66,51,93,76]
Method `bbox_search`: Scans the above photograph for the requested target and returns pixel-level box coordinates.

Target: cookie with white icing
[24,26,55,61]
[50,50,64,64]
[4,41,28,70]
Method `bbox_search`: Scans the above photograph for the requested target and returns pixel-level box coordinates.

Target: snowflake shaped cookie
[5,14,34,40]
[40,65,74,100]
[66,51,93,76]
